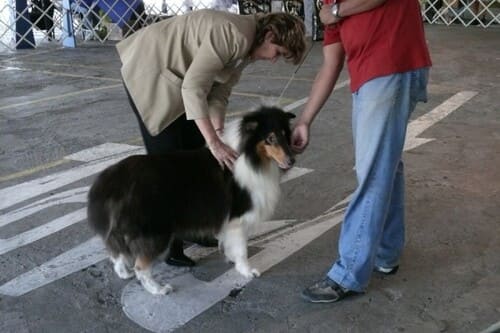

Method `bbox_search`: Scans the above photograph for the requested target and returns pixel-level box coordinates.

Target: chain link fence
[1,0,498,52]
[421,0,500,27]
[0,0,305,52]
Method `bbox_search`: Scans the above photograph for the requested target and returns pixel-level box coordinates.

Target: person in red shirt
[294,0,432,303]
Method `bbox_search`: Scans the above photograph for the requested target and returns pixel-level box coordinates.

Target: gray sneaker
[301,277,359,303]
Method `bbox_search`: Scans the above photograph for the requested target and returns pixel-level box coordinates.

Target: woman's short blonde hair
[254,13,307,65]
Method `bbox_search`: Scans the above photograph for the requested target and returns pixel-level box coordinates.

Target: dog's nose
[289,156,296,166]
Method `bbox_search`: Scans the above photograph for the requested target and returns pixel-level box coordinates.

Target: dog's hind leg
[110,254,134,279]
[134,256,173,295]
[221,222,260,278]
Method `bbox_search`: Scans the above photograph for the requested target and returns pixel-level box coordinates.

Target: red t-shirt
[323,0,432,92]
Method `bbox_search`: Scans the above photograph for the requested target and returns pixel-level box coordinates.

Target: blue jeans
[327,68,429,292]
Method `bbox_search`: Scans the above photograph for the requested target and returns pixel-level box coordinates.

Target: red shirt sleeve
[321,0,342,46]
[323,24,341,46]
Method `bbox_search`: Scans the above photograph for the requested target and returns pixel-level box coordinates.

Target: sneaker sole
[300,292,340,303]
[373,265,399,275]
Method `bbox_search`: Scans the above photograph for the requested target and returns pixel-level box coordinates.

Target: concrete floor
[0,24,499,333]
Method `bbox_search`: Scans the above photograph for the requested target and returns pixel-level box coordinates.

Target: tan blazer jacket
[116,10,257,136]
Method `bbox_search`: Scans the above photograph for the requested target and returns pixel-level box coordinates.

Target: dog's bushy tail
[87,168,129,256]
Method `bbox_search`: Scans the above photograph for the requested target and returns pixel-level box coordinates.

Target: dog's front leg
[134,256,173,295]
[221,222,260,278]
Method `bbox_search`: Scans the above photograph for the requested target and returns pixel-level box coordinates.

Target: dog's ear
[285,112,296,119]
[244,121,258,132]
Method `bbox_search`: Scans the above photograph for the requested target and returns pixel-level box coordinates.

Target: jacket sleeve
[182,23,248,120]
[206,64,246,119]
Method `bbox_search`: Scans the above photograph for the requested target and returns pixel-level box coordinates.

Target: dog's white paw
[158,283,174,295]
[114,263,134,279]
[251,268,260,277]
[117,269,135,279]
[146,283,173,296]
[236,263,260,278]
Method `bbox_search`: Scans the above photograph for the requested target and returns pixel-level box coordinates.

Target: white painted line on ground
[0,159,70,183]
[183,219,299,260]
[0,219,298,298]
[249,219,296,239]
[0,144,142,211]
[280,167,313,183]
[283,79,350,112]
[0,66,21,72]
[0,208,86,256]
[0,186,88,229]
[65,143,143,162]
[404,91,477,151]
[0,162,310,296]
[0,237,108,297]
[0,65,122,83]
[121,211,344,333]
[0,84,123,112]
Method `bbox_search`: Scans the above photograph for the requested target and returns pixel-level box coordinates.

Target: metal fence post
[62,0,76,47]
[303,0,313,37]
[15,0,35,49]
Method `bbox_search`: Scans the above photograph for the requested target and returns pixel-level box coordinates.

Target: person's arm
[207,65,247,136]
[182,23,249,170]
[320,0,388,25]
[291,42,345,153]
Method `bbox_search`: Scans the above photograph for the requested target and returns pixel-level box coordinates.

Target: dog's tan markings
[134,256,152,271]
[265,145,288,166]
[134,255,173,295]
[261,132,288,166]
[256,141,272,165]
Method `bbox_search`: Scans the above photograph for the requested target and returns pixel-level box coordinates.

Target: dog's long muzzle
[263,132,296,170]
[278,154,295,170]
[276,142,296,170]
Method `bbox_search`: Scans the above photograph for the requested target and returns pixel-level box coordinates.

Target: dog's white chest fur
[222,119,282,225]
[234,155,281,225]
[218,155,281,279]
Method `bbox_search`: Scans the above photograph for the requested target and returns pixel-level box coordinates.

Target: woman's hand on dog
[195,118,238,170]
[207,137,239,171]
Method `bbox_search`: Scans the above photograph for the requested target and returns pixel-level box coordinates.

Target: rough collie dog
[87,107,296,295]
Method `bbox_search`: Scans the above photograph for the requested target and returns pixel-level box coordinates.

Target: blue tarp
[90,0,143,28]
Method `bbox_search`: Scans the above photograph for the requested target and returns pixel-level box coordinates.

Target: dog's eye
[265,133,277,145]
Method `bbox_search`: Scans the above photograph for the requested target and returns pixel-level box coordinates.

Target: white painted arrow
[327,90,479,214]
[404,91,477,151]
